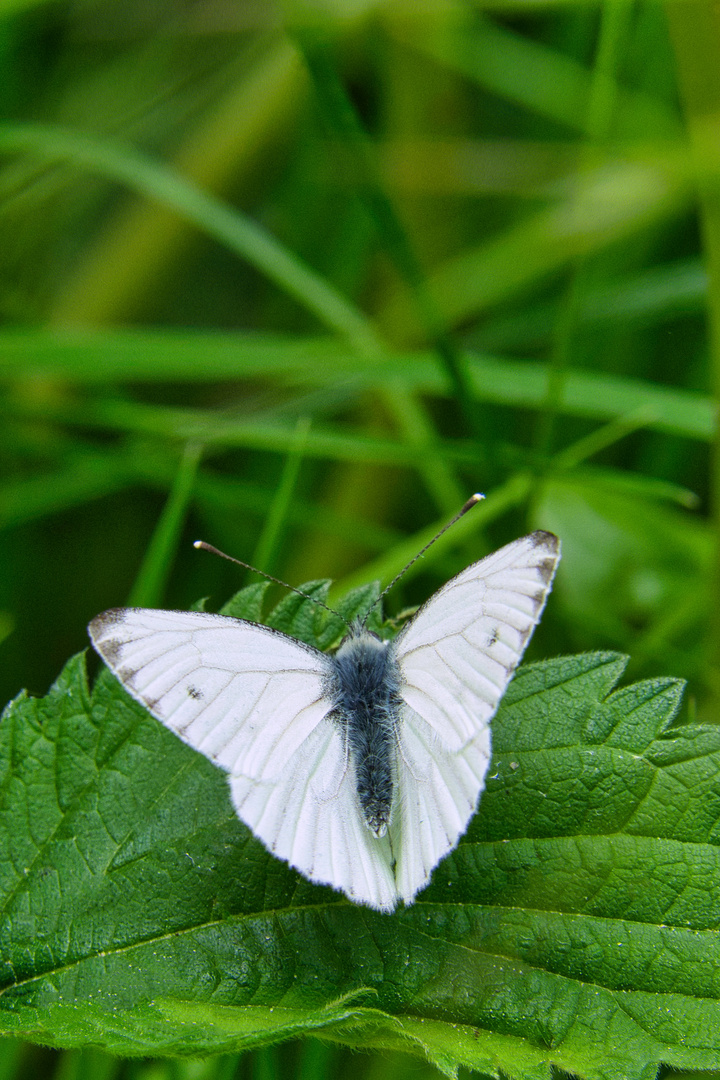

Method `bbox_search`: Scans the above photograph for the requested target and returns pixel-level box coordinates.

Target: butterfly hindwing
[229,719,397,910]
[389,705,491,904]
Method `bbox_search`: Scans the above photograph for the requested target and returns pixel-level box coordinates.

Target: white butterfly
[89,527,560,911]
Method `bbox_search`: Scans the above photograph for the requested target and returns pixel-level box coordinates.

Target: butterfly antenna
[194,541,351,629]
[362,493,485,627]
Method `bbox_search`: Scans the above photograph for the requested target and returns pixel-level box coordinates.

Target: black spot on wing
[187,685,203,700]
[487,627,499,647]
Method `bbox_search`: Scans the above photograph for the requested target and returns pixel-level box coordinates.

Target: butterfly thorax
[328,626,402,838]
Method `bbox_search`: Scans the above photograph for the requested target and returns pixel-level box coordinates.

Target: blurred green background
[0,0,718,1075]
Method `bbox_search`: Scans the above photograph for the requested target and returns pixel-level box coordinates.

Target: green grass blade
[0,123,383,356]
[250,416,311,575]
[127,442,202,607]
[1,333,711,442]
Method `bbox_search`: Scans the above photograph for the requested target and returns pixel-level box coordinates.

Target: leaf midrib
[4,888,718,1005]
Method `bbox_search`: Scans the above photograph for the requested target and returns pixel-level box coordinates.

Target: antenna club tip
[462,493,485,513]
[193,540,203,549]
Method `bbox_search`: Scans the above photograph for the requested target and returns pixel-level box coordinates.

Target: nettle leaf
[264,579,332,645]
[219,582,271,622]
[314,581,384,651]
[217,581,384,652]
[2,620,720,1079]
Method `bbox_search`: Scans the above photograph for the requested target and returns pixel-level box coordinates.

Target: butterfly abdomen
[329,630,403,838]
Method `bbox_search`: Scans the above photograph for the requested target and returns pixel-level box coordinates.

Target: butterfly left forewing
[90,606,399,910]
[89,607,334,779]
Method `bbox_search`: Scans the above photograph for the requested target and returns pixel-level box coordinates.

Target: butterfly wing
[89,608,335,779]
[229,725,397,910]
[389,529,560,902]
[89,607,397,909]
[389,705,491,905]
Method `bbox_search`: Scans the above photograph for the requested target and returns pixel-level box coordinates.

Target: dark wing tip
[88,608,129,640]
[528,530,560,552]
[527,532,560,584]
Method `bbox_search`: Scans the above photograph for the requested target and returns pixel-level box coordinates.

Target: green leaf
[219,582,271,622]
[4,620,720,1079]
[216,580,383,652]
[315,581,384,650]
[264,579,333,645]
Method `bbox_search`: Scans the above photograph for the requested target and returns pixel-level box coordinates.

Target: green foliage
[1,0,719,1075]
[3,581,719,1080]
[219,579,383,647]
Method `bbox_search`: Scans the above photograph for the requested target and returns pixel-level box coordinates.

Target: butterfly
[89,520,560,912]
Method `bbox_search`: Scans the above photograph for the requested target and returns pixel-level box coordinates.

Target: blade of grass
[379,382,465,514]
[0,332,712,441]
[380,153,689,341]
[475,257,706,351]
[127,442,202,607]
[251,1047,280,1080]
[0,122,383,357]
[552,406,659,472]
[136,462,402,553]
[296,1040,336,1080]
[666,0,720,709]
[3,397,482,466]
[392,8,679,139]
[0,451,134,529]
[0,121,469,537]
[47,39,307,327]
[0,1037,23,1080]
[536,0,635,461]
[295,29,482,443]
[53,1049,120,1080]
[250,416,311,575]
[550,464,699,509]
[333,471,533,597]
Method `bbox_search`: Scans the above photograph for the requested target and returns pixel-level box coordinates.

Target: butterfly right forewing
[393,530,560,751]
[229,721,398,910]
[388,531,560,902]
